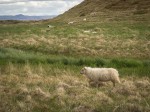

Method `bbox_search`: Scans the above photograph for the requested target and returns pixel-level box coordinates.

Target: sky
[0,0,83,16]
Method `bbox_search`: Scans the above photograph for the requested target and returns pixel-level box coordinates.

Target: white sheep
[83,30,91,33]
[47,25,54,28]
[83,18,87,21]
[80,67,121,87]
[68,21,74,24]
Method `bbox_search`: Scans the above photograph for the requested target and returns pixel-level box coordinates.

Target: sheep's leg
[88,80,93,85]
[112,81,115,87]
[98,81,105,87]
[89,80,95,87]
[89,80,99,88]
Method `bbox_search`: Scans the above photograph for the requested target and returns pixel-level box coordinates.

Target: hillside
[55,0,150,22]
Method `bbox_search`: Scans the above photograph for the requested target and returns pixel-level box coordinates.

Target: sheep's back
[87,68,112,81]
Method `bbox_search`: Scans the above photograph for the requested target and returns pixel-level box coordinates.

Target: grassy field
[0,19,150,112]
[0,63,150,112]
[0,20,149,58]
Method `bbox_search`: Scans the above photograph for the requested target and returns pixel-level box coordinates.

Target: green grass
[0,21,149,39]
[0,48,149,77]
[77,22,150,39]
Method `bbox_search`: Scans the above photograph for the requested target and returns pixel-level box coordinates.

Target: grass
[0,63,150,112]
[0,10,150,111]
[0,48,149,78]
[0,21,149,39]
[0,20,149,58]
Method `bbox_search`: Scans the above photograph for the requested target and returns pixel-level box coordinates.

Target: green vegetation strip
[0,48,149,77]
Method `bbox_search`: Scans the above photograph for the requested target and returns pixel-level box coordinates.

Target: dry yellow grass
[0,34,149,58]
[0,64,150,112]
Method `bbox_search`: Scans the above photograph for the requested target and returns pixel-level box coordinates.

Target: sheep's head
[80,67,88,75]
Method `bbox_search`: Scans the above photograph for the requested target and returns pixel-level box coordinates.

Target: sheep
[92,31,97,34]
[80,67,121,87]
[83,30,91,33]
[68,21,74,24]
[47,25,54,28]
[83,18,87,21]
